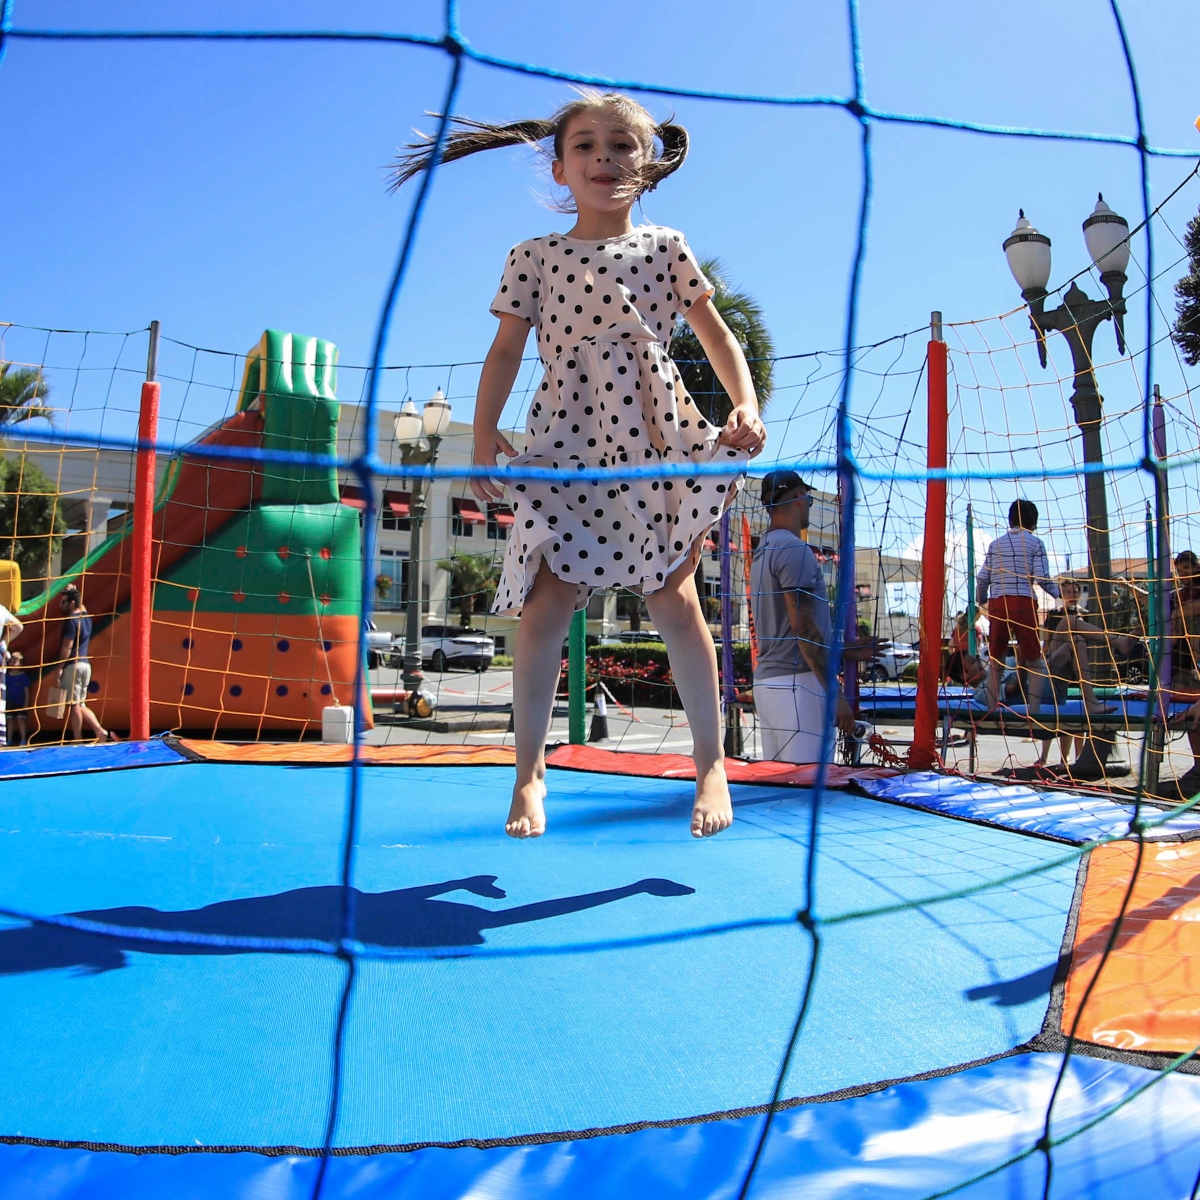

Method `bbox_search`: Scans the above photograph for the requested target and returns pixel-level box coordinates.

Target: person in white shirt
[976,499,1059,715]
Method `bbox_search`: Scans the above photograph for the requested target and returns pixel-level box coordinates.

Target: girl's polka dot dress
[489,224,746,616]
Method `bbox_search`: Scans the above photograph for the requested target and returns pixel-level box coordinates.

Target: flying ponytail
[389,91,689,205]
[389,117,555,192]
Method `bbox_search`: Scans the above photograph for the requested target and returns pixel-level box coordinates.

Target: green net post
[568,608,587,744]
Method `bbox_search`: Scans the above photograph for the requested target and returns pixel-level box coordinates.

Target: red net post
[910,314,947,769]
[130,322,161,741]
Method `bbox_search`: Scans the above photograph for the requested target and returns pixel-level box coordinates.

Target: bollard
[588,688,610,742]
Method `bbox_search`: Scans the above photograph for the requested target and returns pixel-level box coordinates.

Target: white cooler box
[321,705,355,744]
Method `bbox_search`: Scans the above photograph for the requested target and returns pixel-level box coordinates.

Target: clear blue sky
[2,0,1198,561]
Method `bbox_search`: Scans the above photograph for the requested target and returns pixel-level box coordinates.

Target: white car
[421,624,495,672]
[865,640,918,682]
[364,620,396,670]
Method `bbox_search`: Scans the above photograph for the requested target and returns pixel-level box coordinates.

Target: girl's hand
[719,404,766,456]
[470,429,519,503]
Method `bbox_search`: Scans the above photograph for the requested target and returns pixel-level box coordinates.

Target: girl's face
[552,111,647,215]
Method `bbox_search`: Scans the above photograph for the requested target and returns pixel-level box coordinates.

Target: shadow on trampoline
[549,788,792,831]
[965,960,1061,1007]
[0,874,696,976]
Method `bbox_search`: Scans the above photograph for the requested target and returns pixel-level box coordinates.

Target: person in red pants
[975,499,1060,716]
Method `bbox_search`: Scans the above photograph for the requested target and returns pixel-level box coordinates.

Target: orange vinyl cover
[1062,840,1200,1052]
[544,744,898,787]
[176,740,516,767]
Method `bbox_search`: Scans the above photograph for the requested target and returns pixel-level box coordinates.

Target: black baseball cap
[760,469,811,507]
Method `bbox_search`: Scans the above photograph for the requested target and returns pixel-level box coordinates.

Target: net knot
[845,98,867,120]
[796,908,816,932]
[1035,1134,1052,1154]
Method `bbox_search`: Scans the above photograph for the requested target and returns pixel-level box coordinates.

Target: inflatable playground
[5,5,1200,1200]
[11,330,365,738]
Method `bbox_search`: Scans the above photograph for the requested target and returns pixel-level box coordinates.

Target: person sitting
[1037,579,1118,770]
[946,649,1021,709]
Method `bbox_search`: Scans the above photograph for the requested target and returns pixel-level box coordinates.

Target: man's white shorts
[62,659,92,705]
[753,671,829,763]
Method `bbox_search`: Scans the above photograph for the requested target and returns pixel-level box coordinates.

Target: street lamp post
[1003,196,1130,625]
[394,388,452,717]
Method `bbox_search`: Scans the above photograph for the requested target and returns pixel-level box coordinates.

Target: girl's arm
[685,295,767,456]
[471,314,532,503]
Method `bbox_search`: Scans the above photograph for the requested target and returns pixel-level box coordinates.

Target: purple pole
[839,477,859,714]
[719,510,736,705]
[1154,386,1172,694]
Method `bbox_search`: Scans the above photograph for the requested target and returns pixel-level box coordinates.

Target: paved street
[363,666,1197,787]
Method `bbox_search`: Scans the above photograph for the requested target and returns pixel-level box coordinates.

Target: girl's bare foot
[507,778,547,839]
[691,762,733,838]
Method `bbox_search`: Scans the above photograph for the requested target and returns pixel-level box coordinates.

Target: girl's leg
[645,557,732,837]
[509,561,579,838]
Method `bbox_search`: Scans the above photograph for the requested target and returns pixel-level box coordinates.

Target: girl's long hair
[389,90,688,210]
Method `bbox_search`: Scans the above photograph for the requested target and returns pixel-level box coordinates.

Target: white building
[12,408,908,648]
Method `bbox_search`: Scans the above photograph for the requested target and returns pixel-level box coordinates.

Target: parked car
[421,624,495,672]
[364,620,394,671]
[597,630,663,647]
[865,640,918,682]
[384,636,406,669]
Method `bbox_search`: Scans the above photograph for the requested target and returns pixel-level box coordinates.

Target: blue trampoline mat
[857,685,1191,725]
[0,761,1076,1153]
[0,737,186,780]
[4,1053,1196,1199]
[859,771,1200,844]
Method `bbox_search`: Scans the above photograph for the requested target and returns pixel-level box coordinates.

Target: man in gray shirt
[749,470,875,762]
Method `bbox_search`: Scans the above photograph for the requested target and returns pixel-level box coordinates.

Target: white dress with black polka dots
[489,224,746,616]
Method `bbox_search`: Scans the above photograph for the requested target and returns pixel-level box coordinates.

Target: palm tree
[436,552,503,626]
[671,258,775,624]
[0,363,52,427]
[670,257,775,426]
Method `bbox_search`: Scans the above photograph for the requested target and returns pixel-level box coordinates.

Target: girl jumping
[393,91,766,839]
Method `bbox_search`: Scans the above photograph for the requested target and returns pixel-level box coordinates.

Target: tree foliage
[436,551,502,625]
[1175,209,1200,367]
[0,455,65,581]
[670,257,775,426]
[0,362,52,427]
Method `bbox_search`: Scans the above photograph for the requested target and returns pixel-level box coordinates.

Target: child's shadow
[0,875,695,976]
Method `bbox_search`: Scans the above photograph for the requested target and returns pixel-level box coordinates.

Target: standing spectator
[1171,550,1200,691]
[749,470,875,762]
[0,600,23,747]
[975,499,1060,715]
[47,584,116,743]
[5,651,31,747]
[1167,551,1200,795]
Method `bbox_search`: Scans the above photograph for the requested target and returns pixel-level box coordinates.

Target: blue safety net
[3,2,1200,1198]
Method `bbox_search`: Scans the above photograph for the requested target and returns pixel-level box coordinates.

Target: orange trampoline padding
[544,744,898,787]
[1062,840,1200,1052]
[175,740,516,767]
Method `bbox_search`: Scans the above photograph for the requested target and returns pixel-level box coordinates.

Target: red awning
[384,490,411,518]
[457,498,486,524]
[340,485,367,511]
[494,507,516,528]
[703,535,716,550]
